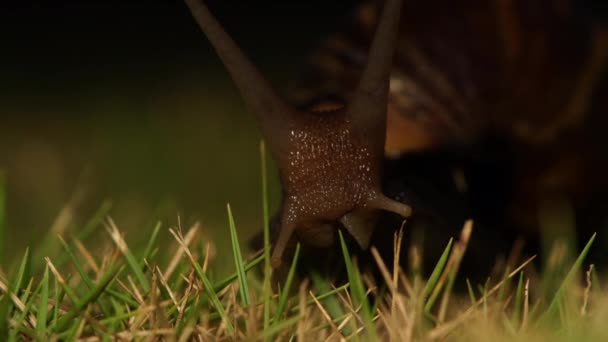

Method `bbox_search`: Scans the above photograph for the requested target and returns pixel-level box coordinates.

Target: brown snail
[185,0,608,273]
[184,0,412,268]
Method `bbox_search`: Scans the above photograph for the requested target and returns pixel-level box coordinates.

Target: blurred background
[0,0,363,261]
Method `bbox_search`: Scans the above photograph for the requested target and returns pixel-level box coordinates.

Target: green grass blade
[36,266,50,338]
[423,238,453,311]
[261,315,300,340]
[52,201,113,270]
[58,237,94,289]
[466,278,477,306]
[190,254,235,334]
[311,273,350,335]
[8,278,38,342]
[307,283,350,308]
[260,140,272,335]
[12,248,30,293]
[140,221,161,268]
[107,221,150,293]
[482,278,490,320]
[65,315,85,342]
[54,263,122,333]
[512,271,524,329]
[338,230,377,340]
[213,254,264,293]
[275,243,300,322]
[0,247,30,337]
[227,203,250,306]
[51,275,61,330]
[56,238,137,308]
[541,232,596,324]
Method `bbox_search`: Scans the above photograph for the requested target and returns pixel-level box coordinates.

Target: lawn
[0,152,605,341]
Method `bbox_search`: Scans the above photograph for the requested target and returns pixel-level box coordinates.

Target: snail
[185,0,608,273]
[184,0,413,268]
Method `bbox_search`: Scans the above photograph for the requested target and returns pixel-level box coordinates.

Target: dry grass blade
[106,218,150,293]
[169,227,235,334]
[438,220,473,322]
[155,266,180,314]
[73,239,100,274]
[581,264,593,316]
[427,254,537,339]
[164,224,199,280]
[522,278,530,331]
[310,291,343,339]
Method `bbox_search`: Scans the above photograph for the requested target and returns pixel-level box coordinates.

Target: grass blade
[193,261,235,334]
[260,140,272,335]
[107,219,150,293]
[35,266,50,338]
[50,275,61,330]
[227,203,250,306]
[213,254,264,293]
[541,232,596,324]
[423,238,453,310]
[339,230,377,340]
[311,273,350,336]
[466,278,477,306]
[512,271,524,329]
[8,278,39,342]
[58,236,94,289]
[140,221,162,268]
[0,247,30,337]
[169,228,236,334]
[54,263,122,333]
[261,315,300,340]
[275,243,300,321]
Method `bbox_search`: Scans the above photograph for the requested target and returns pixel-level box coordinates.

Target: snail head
[185,0,411,268]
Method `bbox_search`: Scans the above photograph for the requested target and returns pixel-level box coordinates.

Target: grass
[0,153,606,341]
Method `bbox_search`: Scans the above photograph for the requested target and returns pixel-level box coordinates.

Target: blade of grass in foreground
[541,232,596,324]
[57,236,94,289]
[260,140,272,335]
[466,278,477,306]
[50,275,61,331]
[511,271,525,329]
[227,203,250,306]
[339,230,378,341]
[8,278,39,342]
[57,237,138,310]
[311,273,350,336]
[0,247,30,337]
[275,243,300,322]
[51,200,113,270]
[53,263,123,333]
[213,254,264,293]
[140,221,162,268]
[423,238,453,312]
[107,219,150,293]
[169,229,235,334]
[261,315,300,340]
[35,266,50,338]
